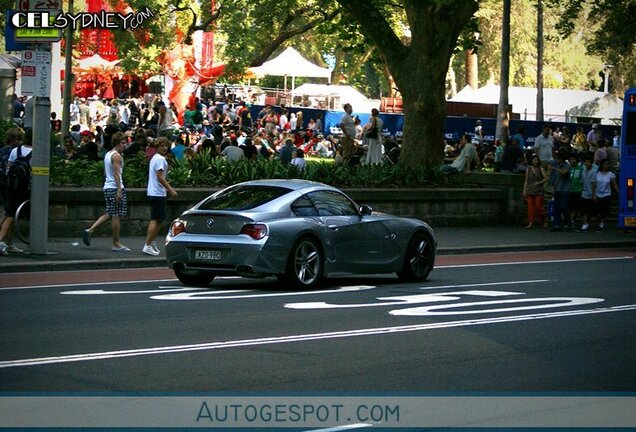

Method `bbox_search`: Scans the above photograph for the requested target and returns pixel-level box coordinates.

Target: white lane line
[61,288,248,295]
[1,303,634,369]
[0,279,179,291]
[434,256,634,269]
[150,285,377,300]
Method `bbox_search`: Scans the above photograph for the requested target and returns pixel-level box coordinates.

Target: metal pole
[61,0,74,136]
[29,44,53,255]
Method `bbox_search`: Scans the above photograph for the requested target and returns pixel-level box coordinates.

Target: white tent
[76,54,120,70]
[293,83,378,111]
[248,47,331,104]
[449,83,619,124]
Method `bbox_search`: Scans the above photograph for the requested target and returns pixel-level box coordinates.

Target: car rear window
[199,185,291,211]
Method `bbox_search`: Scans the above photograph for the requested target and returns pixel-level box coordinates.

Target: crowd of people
[443,121,621,231]
[11,94,395,169]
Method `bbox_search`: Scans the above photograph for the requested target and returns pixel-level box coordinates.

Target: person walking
[0,129,31,256]
[82,132,130,251]
[522,154,548,229]
[142,137,177,256]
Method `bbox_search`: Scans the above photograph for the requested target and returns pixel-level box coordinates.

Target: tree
[553,0,636,93]
[536,0,544,121]
[496,0,511,144]
[337,0,478,168]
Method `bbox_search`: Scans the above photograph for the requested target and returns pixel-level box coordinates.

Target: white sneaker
[112,245,131,252]
[142,244,160,256]
[8,244,24,253]
[151,241,160,254]
[580,223,589,231]
[0,242,8,256]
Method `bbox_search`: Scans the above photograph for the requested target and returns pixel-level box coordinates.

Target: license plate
[195,249,222,260]
[625,217,636,227]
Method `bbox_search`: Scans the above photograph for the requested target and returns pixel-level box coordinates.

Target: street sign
[14,0,62,42]
[21,49,52,97]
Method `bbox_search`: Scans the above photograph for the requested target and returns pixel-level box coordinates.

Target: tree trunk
[465,49,478,89]
[383,65,397,98]
[536,0,544,121]
[496,0,511,144]
[337,0,478,169]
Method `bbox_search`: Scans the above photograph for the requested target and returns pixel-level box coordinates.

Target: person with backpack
[0,129,32,256]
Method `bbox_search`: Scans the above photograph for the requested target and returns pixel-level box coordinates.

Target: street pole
[60,0,74,136]
[29,44,53,255]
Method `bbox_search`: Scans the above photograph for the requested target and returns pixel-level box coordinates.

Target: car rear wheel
[281,237,323,290]
[174,267,215,287]
[398,232,435,282]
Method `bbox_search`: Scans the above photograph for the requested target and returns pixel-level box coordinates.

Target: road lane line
[149,285,377,300]
[0,279,179,291]
[306,424,373,431]
[434,256,633,269]
[1,304,635,369]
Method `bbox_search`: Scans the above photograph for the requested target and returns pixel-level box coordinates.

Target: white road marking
[150,285,377,301]
[61,288,245,295]
[434,256,634,269]
[390,296,604,316]
[0,279,178,291]
[1,303,634,369]
[285,290,526,310]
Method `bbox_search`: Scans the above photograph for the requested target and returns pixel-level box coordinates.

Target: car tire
[174,267,215,287]
[398,231,435,282]
[280,237,323,290]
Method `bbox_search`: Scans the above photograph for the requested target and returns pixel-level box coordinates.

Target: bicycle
[14,199,30,245]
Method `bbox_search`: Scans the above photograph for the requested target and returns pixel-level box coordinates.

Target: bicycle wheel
[14,199,30,245]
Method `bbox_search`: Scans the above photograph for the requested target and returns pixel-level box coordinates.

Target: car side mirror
[359,205,373,216]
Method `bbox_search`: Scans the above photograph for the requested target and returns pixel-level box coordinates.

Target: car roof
[237,179,340,193]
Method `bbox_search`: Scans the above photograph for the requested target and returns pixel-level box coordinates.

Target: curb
[1,240,634,274]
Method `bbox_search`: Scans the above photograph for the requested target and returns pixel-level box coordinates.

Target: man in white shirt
[533,124,554,167]
[339,103,356,163]
[143,137,177,256]
[442,134,479,174]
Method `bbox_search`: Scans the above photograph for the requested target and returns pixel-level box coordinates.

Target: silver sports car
[166,179,436,288]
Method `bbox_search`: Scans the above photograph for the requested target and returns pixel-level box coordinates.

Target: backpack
[7,145,32,191]
[0,146,11,192]
[192,110,204,124]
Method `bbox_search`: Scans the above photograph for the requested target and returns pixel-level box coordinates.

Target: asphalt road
[1,248,635,393]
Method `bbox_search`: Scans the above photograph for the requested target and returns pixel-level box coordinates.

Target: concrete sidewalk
[0,225,634,273]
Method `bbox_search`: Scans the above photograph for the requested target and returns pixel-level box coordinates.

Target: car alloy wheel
[284,237,323,289]
[399,232,435,282]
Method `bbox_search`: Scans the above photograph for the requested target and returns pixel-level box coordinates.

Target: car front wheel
[398,232,435,282]
[281,237,323,290]
[174,267,215,287]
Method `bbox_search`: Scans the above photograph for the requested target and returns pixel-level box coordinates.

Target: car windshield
[199,185,291,211]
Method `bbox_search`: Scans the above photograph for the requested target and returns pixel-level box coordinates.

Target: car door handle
[328,225,339,231]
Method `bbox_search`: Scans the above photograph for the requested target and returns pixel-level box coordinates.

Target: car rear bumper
[165,233,284,277]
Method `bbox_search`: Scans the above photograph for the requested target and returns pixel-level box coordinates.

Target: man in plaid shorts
[82,132,131,251]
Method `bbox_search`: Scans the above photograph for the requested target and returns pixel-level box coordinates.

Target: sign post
[20,45,53,255]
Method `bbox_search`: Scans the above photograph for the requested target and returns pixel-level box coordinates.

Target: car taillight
[628,178,634,211]
[170,220,187,236]
[240,224,268,240]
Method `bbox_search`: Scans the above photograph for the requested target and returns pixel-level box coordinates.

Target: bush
[49,151,445,188]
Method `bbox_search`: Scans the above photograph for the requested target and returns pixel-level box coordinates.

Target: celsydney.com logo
[11,7,155,30]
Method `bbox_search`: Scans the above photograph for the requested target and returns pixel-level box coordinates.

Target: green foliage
[0,120,19,146]
[49,152,445,189]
